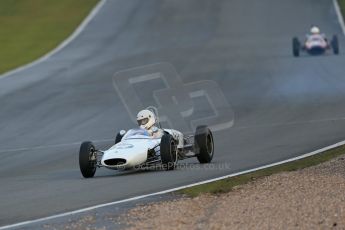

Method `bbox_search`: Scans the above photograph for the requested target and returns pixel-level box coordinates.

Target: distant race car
[292,34,339,57]
[78,125,214,178]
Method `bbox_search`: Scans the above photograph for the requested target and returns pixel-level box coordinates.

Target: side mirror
[120,130,126,136]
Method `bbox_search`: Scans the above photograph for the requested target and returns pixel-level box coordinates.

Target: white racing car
[292,34,339,57]
[78,125,214,178]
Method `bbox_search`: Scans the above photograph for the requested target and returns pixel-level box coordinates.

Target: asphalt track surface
[0,0,344,226]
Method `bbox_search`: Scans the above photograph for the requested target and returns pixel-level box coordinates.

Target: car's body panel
[303,34,329,55]
[101,129,161,169]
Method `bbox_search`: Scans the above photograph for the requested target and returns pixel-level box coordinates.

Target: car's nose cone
[101,140,152,168]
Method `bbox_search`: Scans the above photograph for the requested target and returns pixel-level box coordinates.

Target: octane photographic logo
[112,63,234,134]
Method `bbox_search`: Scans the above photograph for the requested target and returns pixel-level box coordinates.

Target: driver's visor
[137,118,149,126]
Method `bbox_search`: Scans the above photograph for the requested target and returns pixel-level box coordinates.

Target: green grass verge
[0,0,99,74]
[339,0,345,20]
[179,145,345,197]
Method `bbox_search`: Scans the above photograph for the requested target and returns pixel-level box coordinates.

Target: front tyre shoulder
[160,134,178,170]
[79,141,97,178]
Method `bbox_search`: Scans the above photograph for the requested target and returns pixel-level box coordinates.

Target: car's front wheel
[160,134,178,170]
[79,141,97,178]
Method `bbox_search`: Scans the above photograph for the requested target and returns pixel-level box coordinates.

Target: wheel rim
[206,134,214,157]
[89,146,97,169]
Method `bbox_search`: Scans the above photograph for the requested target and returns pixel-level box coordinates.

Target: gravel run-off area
[119,154,345,230]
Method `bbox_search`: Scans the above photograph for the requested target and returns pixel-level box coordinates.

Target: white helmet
[136,109,156,130]
[310,26,320,34]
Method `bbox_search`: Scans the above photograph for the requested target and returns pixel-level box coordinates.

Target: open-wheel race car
[292,33,339,57]
[78,124,214,178]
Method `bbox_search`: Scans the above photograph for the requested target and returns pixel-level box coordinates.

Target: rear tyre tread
[292,37,300,57]
[331,35,339,55]
[195,125,214,164]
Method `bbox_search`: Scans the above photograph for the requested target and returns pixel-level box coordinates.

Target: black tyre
[115,132,123,144]
[79,141,97,178]
[160,134,177,170]
[331,35,339,55]
[292,37,300,57]
[194,126,214,163]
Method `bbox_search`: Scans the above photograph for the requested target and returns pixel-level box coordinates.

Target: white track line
[333,0,345,36]
[0,0,107,80]
[1,139,345,230]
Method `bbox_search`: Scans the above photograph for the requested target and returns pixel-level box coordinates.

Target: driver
[310,26,320,35]
[136,109,184,149]
[307,26,326,39]
[136,109,164,138]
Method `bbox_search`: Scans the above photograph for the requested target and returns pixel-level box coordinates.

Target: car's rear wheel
[79,141,97,178]
[292,37,300,57]
[331,35,339,55]
[160,134,178,170]
[194,126,214,163]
